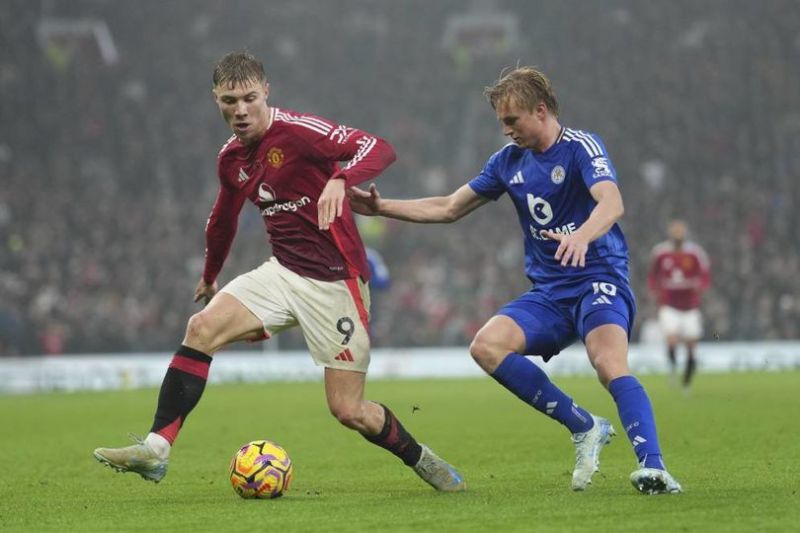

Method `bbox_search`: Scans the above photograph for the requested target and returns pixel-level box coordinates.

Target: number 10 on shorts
[592,282,617,296]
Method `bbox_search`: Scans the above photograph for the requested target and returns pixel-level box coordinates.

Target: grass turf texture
[1,371,798,532]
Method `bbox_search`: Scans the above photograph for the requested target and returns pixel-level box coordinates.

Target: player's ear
[263,82,270,101]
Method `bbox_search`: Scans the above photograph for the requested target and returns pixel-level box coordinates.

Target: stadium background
[2,3,800,531]
[1,0,799,356]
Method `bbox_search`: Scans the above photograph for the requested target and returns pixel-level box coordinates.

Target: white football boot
[630,467,683,494]
[571,415,616,490]
[94,434,168,483]
[412,445,466,492]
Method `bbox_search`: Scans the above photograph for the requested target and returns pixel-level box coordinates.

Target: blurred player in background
[93,52,464,492]
[349,67,681,494]
[365,247,391,291]
[647,220,711,391]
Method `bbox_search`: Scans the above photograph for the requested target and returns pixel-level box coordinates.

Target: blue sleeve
[468,150,506,201]
[573,132,618,189]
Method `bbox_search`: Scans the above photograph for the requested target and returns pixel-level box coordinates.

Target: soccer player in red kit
[93,52,465,492]
[647,220,711,391]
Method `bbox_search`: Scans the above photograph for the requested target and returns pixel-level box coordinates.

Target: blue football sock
[491,353,593,434]
[608,375,665,469]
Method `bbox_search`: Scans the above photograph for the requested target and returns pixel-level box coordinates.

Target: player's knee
[185,312,216,348]
[590,350,629,386]
[329,402,363,430]
[469,334,505,373]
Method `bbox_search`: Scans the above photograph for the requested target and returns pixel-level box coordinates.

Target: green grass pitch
[1,371,798,532]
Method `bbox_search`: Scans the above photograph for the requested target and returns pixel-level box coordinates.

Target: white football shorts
[658,305,703,340]
[221,257,371,372]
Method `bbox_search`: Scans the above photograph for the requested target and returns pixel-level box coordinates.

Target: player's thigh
[285,270,371,373]
[576,279,635,381]
[184,292,265,352]
[584,323,631,380]
[492,290,576,360]
[217,259,299,342]
[577,278,636,342]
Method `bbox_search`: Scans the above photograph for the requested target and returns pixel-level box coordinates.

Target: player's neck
[243,106,274,147]
[534,120,562,153]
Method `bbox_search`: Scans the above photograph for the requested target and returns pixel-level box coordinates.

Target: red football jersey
[647,241,711,310]
[203,107,396,283]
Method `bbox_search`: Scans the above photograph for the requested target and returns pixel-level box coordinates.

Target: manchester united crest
[267,147,284,168]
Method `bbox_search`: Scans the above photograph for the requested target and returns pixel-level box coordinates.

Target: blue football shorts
[498,278,637,360]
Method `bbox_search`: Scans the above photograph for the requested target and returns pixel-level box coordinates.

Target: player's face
[668,221,688,243]
[213,80,271,145]
[496,99,546,150]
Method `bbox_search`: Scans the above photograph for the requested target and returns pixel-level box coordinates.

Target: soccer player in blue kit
[348,67,681,494]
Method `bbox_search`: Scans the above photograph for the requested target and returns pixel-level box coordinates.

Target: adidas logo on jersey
[334,348,354,362]
[592,295,613,305]
[509,171,524,185]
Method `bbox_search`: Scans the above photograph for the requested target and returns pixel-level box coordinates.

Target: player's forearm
[202,232,235,284]
[202,215,238,283]
[378,196,457,223]
[577,195,624,242]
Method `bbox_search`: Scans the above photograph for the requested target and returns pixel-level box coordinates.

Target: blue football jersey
[469,127,630,293]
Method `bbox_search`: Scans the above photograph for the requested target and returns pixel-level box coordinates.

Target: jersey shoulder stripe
[563,128,603,157]
[275,109,332,136]
[218,134,238,156]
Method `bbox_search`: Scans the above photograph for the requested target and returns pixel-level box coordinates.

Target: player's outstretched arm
[348,183,488,223]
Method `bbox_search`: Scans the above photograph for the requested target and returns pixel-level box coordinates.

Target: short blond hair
[213,51,266,88]
[483,67,559,115]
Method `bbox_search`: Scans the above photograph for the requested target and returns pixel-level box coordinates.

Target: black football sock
[667,346,677,371]
[149,345,212,444]
[683,348,697,387]
[362,404,423,466]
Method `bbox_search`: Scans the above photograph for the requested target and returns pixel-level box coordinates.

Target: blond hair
[483,67,559,115]
[212,51,266,88]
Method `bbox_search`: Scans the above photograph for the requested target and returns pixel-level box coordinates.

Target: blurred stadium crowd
[1,0,798,355]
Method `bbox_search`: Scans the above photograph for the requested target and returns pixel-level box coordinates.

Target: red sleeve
[299,118,396,186]
[202,182,246,284]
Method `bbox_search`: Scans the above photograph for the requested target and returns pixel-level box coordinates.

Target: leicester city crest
[551,165,565,184]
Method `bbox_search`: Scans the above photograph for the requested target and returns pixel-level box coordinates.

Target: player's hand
[318,177,346,230]
[543,230,590,268]
[194,278,218,305]
[347,183,381,216]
